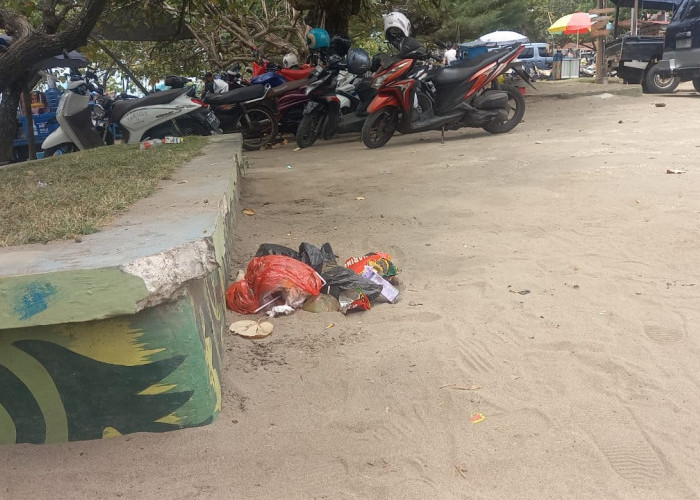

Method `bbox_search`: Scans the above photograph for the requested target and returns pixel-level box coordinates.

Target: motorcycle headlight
[372,75,387,89]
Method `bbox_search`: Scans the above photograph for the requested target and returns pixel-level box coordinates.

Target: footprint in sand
[454,336,496,373]
[643,324,685,344]
[573,399,666,486]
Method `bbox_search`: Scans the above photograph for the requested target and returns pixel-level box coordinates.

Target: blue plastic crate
[17,113,59,140]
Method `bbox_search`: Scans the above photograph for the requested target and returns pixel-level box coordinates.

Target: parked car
[605,0,683,93]
[658,0,700,91]
[517,43,553,70]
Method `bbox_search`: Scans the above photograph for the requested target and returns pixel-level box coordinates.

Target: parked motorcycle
[295,48,375,148]
[202,84,278,151]
[361,44,527,149]
[43,68,220,155]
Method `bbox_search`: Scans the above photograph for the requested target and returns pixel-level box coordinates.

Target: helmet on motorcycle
[307,27,330,50]
[346,48,371,75]
[282,53,298,68]
[383,11,411,44]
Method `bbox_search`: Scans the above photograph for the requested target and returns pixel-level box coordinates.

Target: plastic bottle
[140,138,165,150]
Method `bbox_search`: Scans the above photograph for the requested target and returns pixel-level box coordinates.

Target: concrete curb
[0,135,242,445]
[526,84,643,100]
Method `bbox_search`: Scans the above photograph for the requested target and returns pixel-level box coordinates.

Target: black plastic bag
[321,265,383,301]
[255,244,299,259]
[299,242,337,273]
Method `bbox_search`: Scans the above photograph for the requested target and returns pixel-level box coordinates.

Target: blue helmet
[307,28,330,50]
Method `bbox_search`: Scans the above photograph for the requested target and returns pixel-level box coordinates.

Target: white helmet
[383,11,411,38]
[282,53,298,68]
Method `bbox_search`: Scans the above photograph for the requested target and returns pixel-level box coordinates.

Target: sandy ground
[3,82,700,499]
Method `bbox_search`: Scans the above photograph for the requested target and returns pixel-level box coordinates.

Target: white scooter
[43,68,219,155]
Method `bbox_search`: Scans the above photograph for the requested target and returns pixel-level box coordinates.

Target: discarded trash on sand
[226,242,401,317]
[470,413,486,424]
[229,319,274,339]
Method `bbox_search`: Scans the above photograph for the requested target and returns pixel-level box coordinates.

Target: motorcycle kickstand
[441,126,445,144]
[172,119,183,136]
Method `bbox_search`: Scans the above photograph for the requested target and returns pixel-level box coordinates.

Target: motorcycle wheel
[361,107,398,149]
[43,143,78,156]
[482,85,525,134]
[242,107,277,151]
[296,113,321,149]
[177,118,212,136]
[143,123,178,141]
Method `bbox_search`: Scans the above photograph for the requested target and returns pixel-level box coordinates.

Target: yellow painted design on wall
[102,427,122,438]
[0,342,69,443]
[138,383,177,396]
[205,337,222,412]
[155,413,183,425]
[57,321,165,366]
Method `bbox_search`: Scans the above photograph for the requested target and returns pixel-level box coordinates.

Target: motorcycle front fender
[41,127,71,151]
[366,93,401,114]
[303,100,324,115]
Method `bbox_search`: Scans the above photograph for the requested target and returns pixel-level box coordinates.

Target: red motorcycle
[361,44,527,149]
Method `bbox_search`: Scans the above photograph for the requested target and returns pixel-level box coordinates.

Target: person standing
[443,42,457,66]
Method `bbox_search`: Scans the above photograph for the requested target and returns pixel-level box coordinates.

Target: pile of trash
[226,242,399,318]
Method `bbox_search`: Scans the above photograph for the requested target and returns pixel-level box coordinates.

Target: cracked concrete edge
[1,136,242,330]
[120,238,220,312]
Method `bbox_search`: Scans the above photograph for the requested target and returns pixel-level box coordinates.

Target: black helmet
[347,48,371,75]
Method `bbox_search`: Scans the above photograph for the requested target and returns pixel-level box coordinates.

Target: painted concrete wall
[0,136,241,444]
[0,271,224,444]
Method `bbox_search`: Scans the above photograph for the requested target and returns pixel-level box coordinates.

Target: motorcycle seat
[110,88,188,123]
[267,78,309,98]
[278,67,314,81]
[432,47,512,86]
[203,84,267,105]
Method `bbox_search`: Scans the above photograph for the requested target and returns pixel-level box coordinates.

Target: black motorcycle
[202,84,278,151]
[295,48,375,149]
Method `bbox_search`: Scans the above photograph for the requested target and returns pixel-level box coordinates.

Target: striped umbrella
[548,12,593,34]
[548,12,592,50]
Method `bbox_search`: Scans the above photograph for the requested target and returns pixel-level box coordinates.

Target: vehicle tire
[643,63,680,94]
[142,122,178,142]
[43,143,78,156]
[482,85,526,134]
[176,118,211,136]
[361,107,398,149]
[241,106,277,151]
[693,78,700,92]
[296,113,322,148]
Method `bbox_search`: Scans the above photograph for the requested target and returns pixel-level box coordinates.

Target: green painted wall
[0,268,150,330]
[0,270,224,445]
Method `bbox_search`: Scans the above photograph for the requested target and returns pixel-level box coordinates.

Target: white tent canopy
[477,30,529,45]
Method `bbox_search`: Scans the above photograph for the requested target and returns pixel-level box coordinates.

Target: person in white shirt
[203,72,229,95]
[443,42,457,66]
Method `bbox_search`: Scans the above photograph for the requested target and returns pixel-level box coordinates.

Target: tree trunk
[23,90,35,161]
[289,0,361,37]
[0,83,23,164]
[0,0,109,90]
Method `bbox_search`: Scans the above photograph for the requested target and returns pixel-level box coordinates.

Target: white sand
[3,83,700,499]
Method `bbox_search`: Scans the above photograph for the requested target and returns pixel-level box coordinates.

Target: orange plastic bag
[344,252,393,274]
[226,256,324,314]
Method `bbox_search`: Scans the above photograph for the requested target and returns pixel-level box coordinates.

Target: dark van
[658,0,700,89]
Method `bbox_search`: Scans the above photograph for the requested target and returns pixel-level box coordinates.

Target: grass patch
[0,137,208,247]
